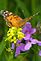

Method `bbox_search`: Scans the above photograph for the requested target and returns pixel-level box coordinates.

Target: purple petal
[22,26,27,33]
[37,41,41,46]
[31,28,36,34]
[24,34,31,40]
[30,38,38,44]
[11,43,14,49]
[19,43,25,51]
[39,50,41,56]
[25,22,32,28]
[17,40,21,44]
[22,22,32,34]
[15,47,20,57]
[24,42,32,50]
[15,43,25,57]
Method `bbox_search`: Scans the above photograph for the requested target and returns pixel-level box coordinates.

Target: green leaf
[0,38,6,55]
[5,53,13,61]
[0,50,6,61]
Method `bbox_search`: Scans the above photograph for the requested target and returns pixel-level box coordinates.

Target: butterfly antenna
[33,12,40,17]
[24,12,40,21]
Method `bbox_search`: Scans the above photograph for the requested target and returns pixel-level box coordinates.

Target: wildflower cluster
[5,22,41,57]
[5,27,24,43]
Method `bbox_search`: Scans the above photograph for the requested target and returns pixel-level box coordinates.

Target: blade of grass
[0,0,8,56]
[15,0,30,17]
[31,0,36,13]
[0,35,7,56]
[31,0,40,27]
[0,25,8,56]
[31,0,40,13]
[0,0,7,10]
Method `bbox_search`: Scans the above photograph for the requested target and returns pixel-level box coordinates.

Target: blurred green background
[0,0,41,61]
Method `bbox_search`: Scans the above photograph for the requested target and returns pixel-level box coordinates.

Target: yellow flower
[17,28,22,32]
[5,27,25,43]
[7,36,12,40]
[11,37,17,43]
[17,32,24,40]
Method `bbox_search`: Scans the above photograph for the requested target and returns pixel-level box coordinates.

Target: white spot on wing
[9,12,12,15]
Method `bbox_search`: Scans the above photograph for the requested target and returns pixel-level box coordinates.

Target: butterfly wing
[6,15,26,27]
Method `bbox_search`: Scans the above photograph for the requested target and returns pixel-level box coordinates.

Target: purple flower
[24,38,37,51]
[24,34,31,40]
[37,41,41,46]
[11,43,15,49]
[30,28,36,34]
[24,37,41,51]
[30,38,38,44]
[22,22,36,42]
[22,22,37,51]
[15,43,25,57]
[11,22,41,57]
[24,42,32,50]
[22,22,36,35]
[11,40,25,57]
[39,50,41,56]
[30,38,41,46]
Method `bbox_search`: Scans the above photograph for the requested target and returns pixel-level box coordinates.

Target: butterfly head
[0,10,13,18]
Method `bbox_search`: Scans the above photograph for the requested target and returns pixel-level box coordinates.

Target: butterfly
[0,10,39,28]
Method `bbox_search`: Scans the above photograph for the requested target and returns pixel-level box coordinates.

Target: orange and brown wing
[6,15,26,27]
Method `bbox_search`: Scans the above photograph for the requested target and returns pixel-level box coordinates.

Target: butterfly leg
[6,22,12,27]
